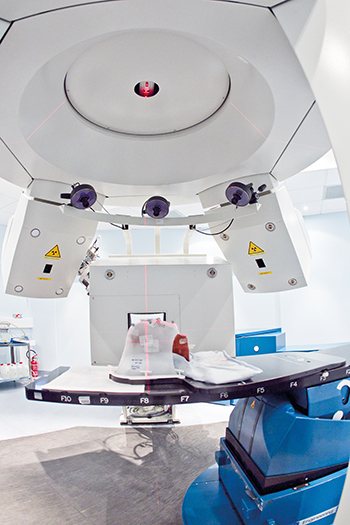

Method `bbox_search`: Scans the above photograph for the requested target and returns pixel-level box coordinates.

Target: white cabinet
[0,341,30,382]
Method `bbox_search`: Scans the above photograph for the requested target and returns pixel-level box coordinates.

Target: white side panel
[2,193,98,298]
[283,4,350,523]
[273,0,318,47]
[200,182,311,293]
[89,256,235,366]
[277,0,350,215]
[270,101,331,180]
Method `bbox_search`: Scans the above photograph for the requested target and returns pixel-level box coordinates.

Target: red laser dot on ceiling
[134,81,159,98]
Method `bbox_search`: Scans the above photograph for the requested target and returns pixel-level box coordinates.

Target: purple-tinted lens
[225,182,252,207]
[71,184,97,209]
[144,196,170,218]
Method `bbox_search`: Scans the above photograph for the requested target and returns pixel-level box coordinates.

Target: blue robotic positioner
[182,378,350,525]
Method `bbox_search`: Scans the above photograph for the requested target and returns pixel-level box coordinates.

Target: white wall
[280,212,350,346]
[1,211,350,370]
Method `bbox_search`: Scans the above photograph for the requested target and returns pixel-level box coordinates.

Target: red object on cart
[30,355,39,379]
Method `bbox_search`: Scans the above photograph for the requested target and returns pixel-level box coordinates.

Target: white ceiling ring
[64,30,231,136]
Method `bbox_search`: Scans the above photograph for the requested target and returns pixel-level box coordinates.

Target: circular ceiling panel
[64,30,231,135]
[19,29,275,187]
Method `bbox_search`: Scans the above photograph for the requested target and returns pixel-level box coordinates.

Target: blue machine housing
[215,441,346,525]
[183,379,350,525]
[228,391,350,485]
[289,379,350,418]
[235,328,286,356]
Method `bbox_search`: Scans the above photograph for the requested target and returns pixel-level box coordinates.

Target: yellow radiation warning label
[248,241,264,256]
[44,245,61,259]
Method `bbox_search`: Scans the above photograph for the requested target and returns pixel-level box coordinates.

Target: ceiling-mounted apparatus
[61,183,97,209]
[225,182,267,207]
[142,196,170,218]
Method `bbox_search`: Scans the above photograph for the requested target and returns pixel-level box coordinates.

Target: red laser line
[25,100,66,142]
[144,263,148,314]
[230,102,267,140]
[145,320,150,385]
[144,262,151,391]
[205,357,228,366]
[229,102,325,152]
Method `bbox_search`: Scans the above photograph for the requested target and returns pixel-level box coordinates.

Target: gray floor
[0,380,233,525]
[0,423,228,525]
